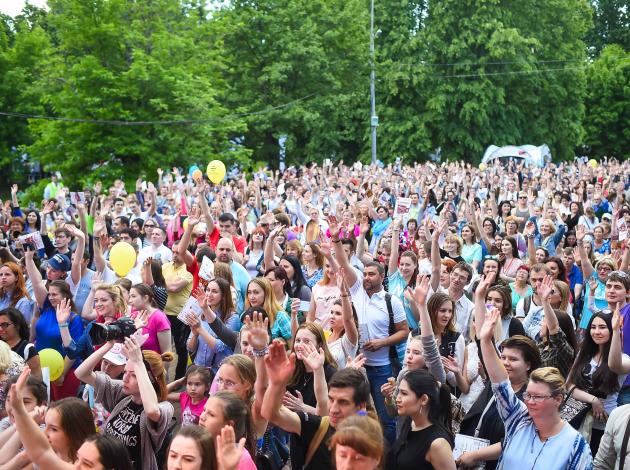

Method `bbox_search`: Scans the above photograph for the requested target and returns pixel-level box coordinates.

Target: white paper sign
[177,297,204,324]
[453,434,490,461]
[395,197,411,216]
[70,192,86,205]
[617,218,628,242]
[199,256,215,282]
[18,231,45,250]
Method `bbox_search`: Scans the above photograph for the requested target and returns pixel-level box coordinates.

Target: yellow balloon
[182,217,189,231]
[192,169,203,181]
[109,241,137,277]
[39,348,64,381]
[479,163,487,171]
[588,159,598,168]
[206,160,226,184]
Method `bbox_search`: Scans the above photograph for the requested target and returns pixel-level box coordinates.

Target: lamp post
[369,0,378,166]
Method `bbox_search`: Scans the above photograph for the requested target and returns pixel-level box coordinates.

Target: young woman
[305,255,340,330]
[498,237,523,283]
[285,322,337,414]
[244,227,266,279]
[187,279,240,373]
[82,282,127,323]
[460,225,482,272]
[128,283,172,355]
[566,310,629,454]
[199,391,257,469]
[508,265,533,312]
[326,269,359,369]
[440,234,464,264]
[264,266,291,311]
[284,240,303,264]
[10,371,133,470]
[484,282,527,342]
[301,243,324,288]
[578,206,599,233]
[75,337,174,470]
[387,369,455,470]
[330,415,384,470]
[426,293,465,390]
[278,255,311,301]
[536,275,577,378]
[0,262,33,324]
[244,278,291,342]
[388,219,420,332]
[140,257,168,311]
[24,250,84,400]
[534,218,565,257]
[475,309,592,469]
[593,224,611,255]
[0,307,41,377]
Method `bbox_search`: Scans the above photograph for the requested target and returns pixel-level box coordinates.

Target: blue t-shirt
[191,313,240,373]
[580,275,607,329]
[35,298,84,358]
[567,264,584,293]
[387,271,417,330]
[230,261,251,313]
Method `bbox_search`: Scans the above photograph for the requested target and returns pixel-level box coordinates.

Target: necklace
[530,433,549,469]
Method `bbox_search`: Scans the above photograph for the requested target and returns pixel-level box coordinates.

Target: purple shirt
[620,303,630,387]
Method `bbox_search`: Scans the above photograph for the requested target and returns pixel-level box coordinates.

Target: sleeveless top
[388,421,452,470]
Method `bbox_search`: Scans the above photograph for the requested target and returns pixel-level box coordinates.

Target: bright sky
[0,0,48,17]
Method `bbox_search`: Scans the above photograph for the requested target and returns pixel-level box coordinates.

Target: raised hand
[55,297,72,324]
[538,275,554,302]
[612,307,623,331]
[524,220,536,237]
[90,271,103,291]
[328,215,340,238]
[300,343,325,371]
[282,390,306,412]
[412,275,431,306]
[186,312,202,335]
[122,336,143,364]
[42,200,56,216]
[134,310,149,330]
[441,355,460,373]
[215,425,245,470]
[345,353,366,369]
[243,312,269,350]
[479,307,501,342]
[263,339,296,386]
[359,219,371,236]
[474,272,496,299]
[11,184,18,196]
[193,286,208,309]
[576,224,586,242]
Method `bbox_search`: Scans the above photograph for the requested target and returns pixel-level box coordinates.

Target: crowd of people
[0,157,628,470]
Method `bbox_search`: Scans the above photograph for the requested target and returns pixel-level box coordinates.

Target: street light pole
[369,0,378,166]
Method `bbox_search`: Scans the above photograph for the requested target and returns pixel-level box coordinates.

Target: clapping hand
[133,310,149,330]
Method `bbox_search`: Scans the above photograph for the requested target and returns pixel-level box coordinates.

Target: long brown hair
[288,322,338,388]
[212,391,256,457]
[0,263,30,307]
[49,398,96,461]
[427,293,456,333]
[208,278,235,322]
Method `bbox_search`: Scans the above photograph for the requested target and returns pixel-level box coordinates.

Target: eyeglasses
[523,392,554,403]
[215,377,239,389]
[0,322,12,329]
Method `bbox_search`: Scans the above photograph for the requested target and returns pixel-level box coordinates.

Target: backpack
[385,293,402,377]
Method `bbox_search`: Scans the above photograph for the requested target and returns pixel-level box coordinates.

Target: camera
[89,317,137,345]
[0,240,7,248]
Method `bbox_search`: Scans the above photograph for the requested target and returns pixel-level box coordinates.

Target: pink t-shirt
[311,283,341,330]
[238,449,257,470]
[179,392,208,426]
[136,309,171,354]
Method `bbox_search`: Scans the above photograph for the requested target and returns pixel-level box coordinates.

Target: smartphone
[447,342,456,357]
[299,301,311,312]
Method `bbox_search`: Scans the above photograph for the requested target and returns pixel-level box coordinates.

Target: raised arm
[301,343,329,416]
[525,221,537,265]
[331,216,358,287]
[260,340,301,435]
[336,268,358,347]
[81,271,103,321]
[9,368,73,470]
[177,207,199,268]
[23,249,47,308]
[197,184,216,236]
[538,275,560,334]
[479,308,508,383]
[122,336,161,422]
[576,224,594,280]
[263,227,281,270]
[609,308,630,375]
[388,218,402,275]
[67,225,85,286]
[429,220,446,292]
[74,340,115,387]
[244,313,270,435]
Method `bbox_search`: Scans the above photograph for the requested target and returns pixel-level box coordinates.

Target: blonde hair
[445,234,463,255]
[94,283,127,316]
[529,366,566,396]
[0,341,12,373]
[219,354,256,401]
[285,240,304,264]
[553,280,570,312]
[540,218,557,235]
[245,278,283,329]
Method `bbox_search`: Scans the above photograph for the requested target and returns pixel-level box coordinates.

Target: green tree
[586,0,629,55]
[582,44,629,157]
[214,0,369,167]
[417,0,591,162]
[25,0,248,187]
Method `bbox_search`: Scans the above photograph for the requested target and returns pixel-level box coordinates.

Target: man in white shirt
[449,262,475,342]
[517,264,552,339]
[138,226,172,265]
[331,220,408,446]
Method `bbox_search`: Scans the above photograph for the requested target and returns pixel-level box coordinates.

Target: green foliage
[585,0,629,55]
[582,44,629,158]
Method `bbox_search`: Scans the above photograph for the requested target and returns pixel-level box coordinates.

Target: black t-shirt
[12,339,37,362]
[290,412,334,470]
[388,421,452,470]
[288,363,337,408]
[104,400,143,470]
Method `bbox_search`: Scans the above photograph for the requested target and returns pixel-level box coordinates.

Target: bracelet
[252,346,269,358]
[340,294,351,298]
[331,237,341,244]
[58,322,69,328]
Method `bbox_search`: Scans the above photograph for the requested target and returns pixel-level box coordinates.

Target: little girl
[167,365,212,426]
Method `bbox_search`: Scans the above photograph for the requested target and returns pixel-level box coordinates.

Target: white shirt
[349,279,406,366]
[138,244,173,265]
[452,292,474,342]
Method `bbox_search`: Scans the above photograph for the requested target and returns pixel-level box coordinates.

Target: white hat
[102,343,127,366]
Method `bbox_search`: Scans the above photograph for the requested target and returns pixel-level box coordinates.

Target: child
[167,365,212,426]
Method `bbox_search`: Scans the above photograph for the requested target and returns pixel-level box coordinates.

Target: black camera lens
[88,317,137,345]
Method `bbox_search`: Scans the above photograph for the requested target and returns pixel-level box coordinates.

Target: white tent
[481,144,551,167]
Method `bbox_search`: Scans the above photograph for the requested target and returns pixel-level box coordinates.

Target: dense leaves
[0,0,627,190]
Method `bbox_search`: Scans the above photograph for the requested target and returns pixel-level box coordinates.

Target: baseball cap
[102,343,127,366]
[48,253,71,272]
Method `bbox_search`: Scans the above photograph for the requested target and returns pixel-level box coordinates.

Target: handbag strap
[474,394,496,438]
[304,416,329,469]
[620,417,630,470]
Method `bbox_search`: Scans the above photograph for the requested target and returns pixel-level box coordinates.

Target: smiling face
[294,328,319,361]
[215,364,251,401]
[545,261,560,279]
[204,281,222,309]
[398,255,416,279]
[128,287,147,311]
[501,240,512,256]
[247,283,265,308]
[605,279,630,306]
[404,338,425,370]
[94,289,116,320]
[535,249,547,264]
[590,316,611,345]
